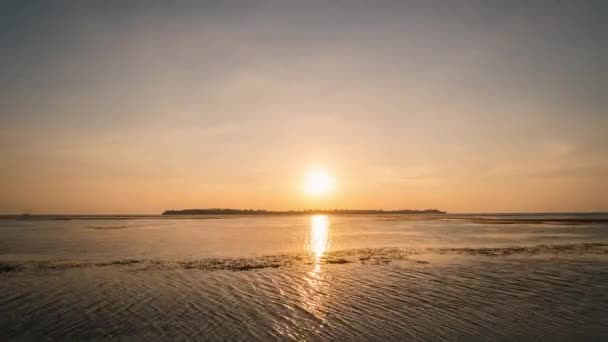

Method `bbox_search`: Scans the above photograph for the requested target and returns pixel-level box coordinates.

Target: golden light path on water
[310,215,330,266]
[275,215,332,336]
[301,215,331,327]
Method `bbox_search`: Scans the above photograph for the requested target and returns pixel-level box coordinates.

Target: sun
[304,170,333,195]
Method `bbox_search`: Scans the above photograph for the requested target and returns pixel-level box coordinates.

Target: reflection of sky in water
[2,214,608,340]
[1,214,605,261]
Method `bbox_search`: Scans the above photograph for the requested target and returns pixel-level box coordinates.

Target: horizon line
[2,210,608,217]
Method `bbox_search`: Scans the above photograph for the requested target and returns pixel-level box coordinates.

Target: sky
[1,0,606,214]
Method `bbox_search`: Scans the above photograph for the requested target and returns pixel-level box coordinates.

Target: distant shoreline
[162,209,447,215]
[1,212,608,224]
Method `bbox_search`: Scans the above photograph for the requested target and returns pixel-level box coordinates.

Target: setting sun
[304,170,333,196]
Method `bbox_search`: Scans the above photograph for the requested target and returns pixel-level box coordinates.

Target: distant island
[162,208,446,215]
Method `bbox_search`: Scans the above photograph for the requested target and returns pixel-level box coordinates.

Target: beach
[1,214,607,340]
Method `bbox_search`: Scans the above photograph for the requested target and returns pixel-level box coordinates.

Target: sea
[1,213,607,341]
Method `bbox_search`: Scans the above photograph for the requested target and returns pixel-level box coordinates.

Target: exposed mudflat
[2,243,606,274]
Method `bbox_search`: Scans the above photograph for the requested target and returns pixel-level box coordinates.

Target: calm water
[1,214,607,341]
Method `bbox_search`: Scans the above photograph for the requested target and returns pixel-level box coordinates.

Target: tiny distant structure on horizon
[162,208,447,215]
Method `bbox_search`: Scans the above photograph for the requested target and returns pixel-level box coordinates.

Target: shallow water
[1,214,607,341]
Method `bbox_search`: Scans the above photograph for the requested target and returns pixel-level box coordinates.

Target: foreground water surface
[1,214,607,341]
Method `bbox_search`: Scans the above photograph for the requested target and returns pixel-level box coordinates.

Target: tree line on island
[162,208,446,215]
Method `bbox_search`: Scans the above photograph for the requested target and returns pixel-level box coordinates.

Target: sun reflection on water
[295,215,331,326]
[310,215,329,264]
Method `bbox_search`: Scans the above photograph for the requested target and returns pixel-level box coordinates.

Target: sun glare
[305,170,333,195]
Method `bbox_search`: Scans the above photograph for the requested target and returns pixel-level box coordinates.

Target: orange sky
[1,1,606,214]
